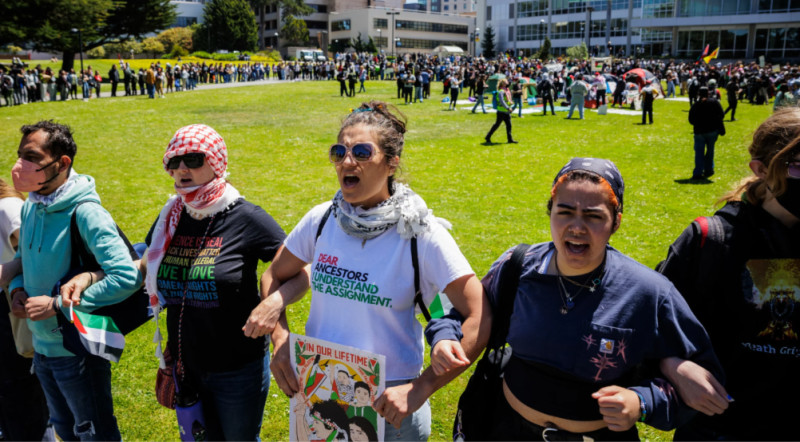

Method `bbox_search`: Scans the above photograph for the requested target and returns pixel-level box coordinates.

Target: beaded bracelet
[634,391,647,422]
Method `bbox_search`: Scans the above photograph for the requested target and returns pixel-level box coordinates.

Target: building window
[444,5,449,10]
[374,18,388,28]
[304,20,327,29]
[487,5,492,19]
[172,16,198,28]
[306,4,328,12]
[331,19,351,31]
[753,26,799,58]
[509,2,515,18]
[509,26,514,41]
[454,4,457,8]
[395,20,469,34]
[676,28,749,58]
[395,38,468,49]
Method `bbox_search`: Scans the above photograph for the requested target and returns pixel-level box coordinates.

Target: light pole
[319,30,328,54]
[513,0,518,57]
[472,27,480,57]
[585,6,594,56]
[70,28,84,74]
[377,28,382,53]
[539,19,545,51]
[386,11,400,59]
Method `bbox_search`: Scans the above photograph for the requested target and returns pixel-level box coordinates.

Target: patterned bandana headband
[553,157,625,213]
[163,124,228,178]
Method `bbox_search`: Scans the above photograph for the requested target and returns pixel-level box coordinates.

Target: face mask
[11,158,60,193]
[775,178,800,219]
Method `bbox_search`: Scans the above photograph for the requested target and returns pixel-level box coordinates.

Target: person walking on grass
[485,80,518,144]
[471,74,487,114]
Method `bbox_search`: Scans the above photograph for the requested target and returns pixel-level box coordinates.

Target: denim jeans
[512,96,523,116]
[383,379,431,442]
[567,98,585,119]
[33,353,120,441]
[81,82,90,99]
[191,353,270,441]
[693,131,718,177]
[472,94,486,113]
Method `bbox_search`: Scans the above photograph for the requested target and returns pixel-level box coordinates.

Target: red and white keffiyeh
[146,125,241,367]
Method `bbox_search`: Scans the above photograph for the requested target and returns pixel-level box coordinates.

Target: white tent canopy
[432,45,465,56]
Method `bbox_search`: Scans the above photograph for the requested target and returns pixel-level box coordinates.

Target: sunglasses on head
[167,153,205,169]
[787,160,800,179]
[329,143,376,163]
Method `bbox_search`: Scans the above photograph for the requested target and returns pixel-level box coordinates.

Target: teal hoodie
[10,174,141,357]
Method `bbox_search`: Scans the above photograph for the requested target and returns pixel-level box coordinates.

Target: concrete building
[171,0,206,27]
[481,0,800,59]
[169,0,477,57]
[327,8,476,56]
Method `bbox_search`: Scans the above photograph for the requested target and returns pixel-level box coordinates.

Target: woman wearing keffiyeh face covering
[141,124,307,441]
[260,101,489,441]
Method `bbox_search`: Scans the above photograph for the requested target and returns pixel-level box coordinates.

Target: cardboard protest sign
[290,334,386,441]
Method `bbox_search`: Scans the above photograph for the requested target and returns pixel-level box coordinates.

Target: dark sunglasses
[329,143,376,163]
[788,160,800,179]
[166,153,205,170]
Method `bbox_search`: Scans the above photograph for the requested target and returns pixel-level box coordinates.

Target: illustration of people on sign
[290,334,385,441]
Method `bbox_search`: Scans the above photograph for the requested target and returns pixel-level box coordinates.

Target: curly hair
[20,120,78,161]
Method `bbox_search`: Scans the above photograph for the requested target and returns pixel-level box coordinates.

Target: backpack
[452,243,529,441]
[54,201,151,362]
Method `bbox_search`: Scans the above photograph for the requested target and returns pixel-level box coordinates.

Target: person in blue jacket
[427,158,724,441]
[8,120,141,441]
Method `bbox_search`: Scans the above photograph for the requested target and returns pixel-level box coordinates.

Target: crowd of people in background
[2,52,800,112]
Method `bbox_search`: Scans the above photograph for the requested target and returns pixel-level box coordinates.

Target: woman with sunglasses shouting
[142,124,308,440]
[657,108,800,440]
[259,101,489,441]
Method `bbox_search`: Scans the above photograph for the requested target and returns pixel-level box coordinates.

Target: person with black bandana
[658,107,800,441]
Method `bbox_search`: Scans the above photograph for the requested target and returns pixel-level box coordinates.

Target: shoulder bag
[452,243,528,441]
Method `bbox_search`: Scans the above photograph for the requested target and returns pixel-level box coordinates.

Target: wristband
[10,287,25,296]
[634,391,647,422]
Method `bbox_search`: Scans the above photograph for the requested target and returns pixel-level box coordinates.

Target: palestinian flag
[70,306,125,363]
[428,293,453,319]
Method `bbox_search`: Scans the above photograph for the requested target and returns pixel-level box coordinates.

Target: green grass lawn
[0,80,772,441]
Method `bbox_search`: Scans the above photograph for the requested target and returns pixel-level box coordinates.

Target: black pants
[642,103,653,124]
[450,89,459,108]
[489,393,639,441]
[724,100,737,120]
[0,294,49,441]
[340,81,347,96]
[403,87,412,103]
[597,91,606,106]
[111,81,117,96]
[541,95,555,114]
[487,111,513,142]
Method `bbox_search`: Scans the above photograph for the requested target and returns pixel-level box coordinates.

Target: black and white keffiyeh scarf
[331,183,451,240]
